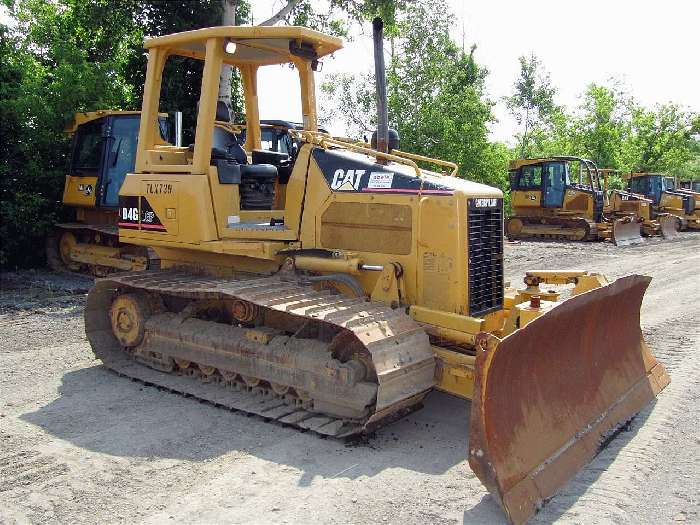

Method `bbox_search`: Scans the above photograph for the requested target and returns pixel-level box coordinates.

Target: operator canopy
[144,26,343,66]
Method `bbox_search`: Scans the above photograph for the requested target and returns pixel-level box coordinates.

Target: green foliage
[517,80,699,180]
[505,54,558,157]
[621,103,699,175]
[321,0,509,198]
[0,0,140,267]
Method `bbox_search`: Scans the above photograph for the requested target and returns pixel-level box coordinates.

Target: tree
[505,54,557,157]
[621,103,700,175]
[568,83,631,169]
[321,0,505,189]
[0,0,141,268]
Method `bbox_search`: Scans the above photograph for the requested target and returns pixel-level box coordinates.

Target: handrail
[329,137,458,177]
[391,149,459,177]
[320,137,424,179]
[290,130,424,180]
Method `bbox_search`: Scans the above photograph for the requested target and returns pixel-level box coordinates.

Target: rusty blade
[612,218,643,246]
[659,215,680,240]
[468,275,669,525]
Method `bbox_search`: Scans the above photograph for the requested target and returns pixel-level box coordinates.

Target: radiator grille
[467,198,504,317]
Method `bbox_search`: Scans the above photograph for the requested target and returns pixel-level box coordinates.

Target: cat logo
[330,169,365,191]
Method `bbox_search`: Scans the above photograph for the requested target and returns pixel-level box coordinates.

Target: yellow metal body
[627,172,700,230]
[91,26,671,525]
[115,28,626,403]
[509,158,599,221]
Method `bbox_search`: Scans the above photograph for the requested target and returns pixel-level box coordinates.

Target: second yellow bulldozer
[599,169,679,239]
[506,156,644,246]
[83,23,669,524]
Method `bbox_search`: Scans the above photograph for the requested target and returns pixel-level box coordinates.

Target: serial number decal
[367,172,394,189]
[474,198,498,208]
[146,182,173,195]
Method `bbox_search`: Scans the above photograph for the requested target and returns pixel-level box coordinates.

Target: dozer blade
[611,218,643,246]
[659,214,680,240]
[469,275,669,525]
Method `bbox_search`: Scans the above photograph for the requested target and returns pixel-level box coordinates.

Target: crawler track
[47,223,158,276]
[506,216,599,241]
[85,271,435,438]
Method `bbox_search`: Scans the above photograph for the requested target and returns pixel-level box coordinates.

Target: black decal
[117,196,167,232]
[118,196,140,229]
[312,148,454,195]
[140,198,166,232]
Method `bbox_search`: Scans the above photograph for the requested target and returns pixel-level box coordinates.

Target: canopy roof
[144,26,343,66]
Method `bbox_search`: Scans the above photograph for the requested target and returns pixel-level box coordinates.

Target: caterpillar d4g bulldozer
[46,110,174,275]
[627,172,700,232]
[506,157,643,246]
[84,24,669,524]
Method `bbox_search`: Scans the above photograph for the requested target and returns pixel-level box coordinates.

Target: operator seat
[211,101,247,164]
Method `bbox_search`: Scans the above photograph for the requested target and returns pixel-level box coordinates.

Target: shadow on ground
[21,364,469,479]
[20,362,660,524]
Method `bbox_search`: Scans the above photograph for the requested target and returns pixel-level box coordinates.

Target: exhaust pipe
[174,111,183,147]
[372,17,389,156]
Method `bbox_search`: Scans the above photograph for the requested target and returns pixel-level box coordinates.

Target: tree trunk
[218,0,237,110]
[217,0,303,112]
[258,0,301,26]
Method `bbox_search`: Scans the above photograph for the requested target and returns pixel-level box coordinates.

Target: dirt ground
[1,233,699,524]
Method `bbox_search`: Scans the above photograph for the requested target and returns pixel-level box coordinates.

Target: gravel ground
[1,233,699,524]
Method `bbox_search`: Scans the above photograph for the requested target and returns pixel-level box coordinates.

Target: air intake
[467,198,504,317]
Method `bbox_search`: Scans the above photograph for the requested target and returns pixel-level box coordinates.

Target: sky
[252,0,700,144]
[3,1,698,144]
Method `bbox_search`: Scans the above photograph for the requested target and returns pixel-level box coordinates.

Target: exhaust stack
[372,17,389,156]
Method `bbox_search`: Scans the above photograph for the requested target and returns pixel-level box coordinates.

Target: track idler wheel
[505,217,523,239]
[175,359,191,369]
[109,293,152,348]
[198,364,217,376]
[230,299,261,324]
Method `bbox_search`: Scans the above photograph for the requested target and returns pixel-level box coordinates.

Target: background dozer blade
[612,218,644,246]
[468,275,669,525]
[659,215,680,240]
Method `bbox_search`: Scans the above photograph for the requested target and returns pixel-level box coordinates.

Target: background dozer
[599,169,679,239]
[627,172,700,231]
[46,110,172,275]
[83,23,669,524]
[506,157,643,246]
[679,179,700,192]
[49,110,313,276]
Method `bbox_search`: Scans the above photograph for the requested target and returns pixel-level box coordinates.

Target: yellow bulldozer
[506,156,644,246]
[599,169,679,239]
[679,179,700,192]
[627,172,700,231]
[48,109,316,275]
[84,23,669,524]
[46,110,174,275]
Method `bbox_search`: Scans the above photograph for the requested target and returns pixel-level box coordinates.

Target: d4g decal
[118,195,167,232]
